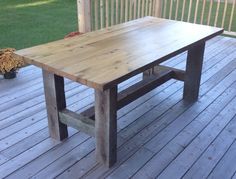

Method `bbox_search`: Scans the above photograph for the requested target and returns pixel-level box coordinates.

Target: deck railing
[78,0,236,36]
[161,0,236,36]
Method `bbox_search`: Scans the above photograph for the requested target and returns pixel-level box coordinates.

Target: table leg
[95,86,117,167]
[42,70,68,140]
[143,68,153,79]
[143,66,171,79]
[183,42,205,102]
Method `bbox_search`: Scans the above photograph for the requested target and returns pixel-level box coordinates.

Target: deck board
[207,138,236,179]
[0,36,236,179]
[156,94,236,179]
[120,81,236,179]
[183,114,236,179]
[84,60,236,179]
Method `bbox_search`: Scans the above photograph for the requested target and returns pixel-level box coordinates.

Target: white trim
[224,31,236,37]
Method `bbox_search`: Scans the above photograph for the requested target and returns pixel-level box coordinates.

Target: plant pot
[4,70,16,79]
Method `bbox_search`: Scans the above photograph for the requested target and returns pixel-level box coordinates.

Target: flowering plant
[0,48,24,74]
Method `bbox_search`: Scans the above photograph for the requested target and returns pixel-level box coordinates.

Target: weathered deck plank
[84,62,236,179]
[207,138,236,179]
[61,40,235,178]
[156,95,236,179]
[183,114,236,179]
[118,81,236,179]
[0,36,236,179]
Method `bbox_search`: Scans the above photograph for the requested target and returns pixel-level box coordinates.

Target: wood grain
[77,0,91,33]
[15,17,223,91]
[183,42,205,102]
[42,70,68,140]
[95,86,118,167]
[1,37,236,178]
[59,109,95,137]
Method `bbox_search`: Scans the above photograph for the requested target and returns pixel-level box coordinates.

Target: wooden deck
[0,36,236,179]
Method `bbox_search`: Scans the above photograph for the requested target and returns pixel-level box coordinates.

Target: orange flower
[0,48,24,74]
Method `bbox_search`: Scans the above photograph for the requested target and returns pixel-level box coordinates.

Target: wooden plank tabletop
[14,17,223,90]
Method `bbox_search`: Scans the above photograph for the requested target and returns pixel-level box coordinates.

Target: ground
[0,0,235,49]
[0,0,77,50]
[0,0,236,49]
[0,36,236,178]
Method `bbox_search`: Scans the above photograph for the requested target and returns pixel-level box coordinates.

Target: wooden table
[14,17,223,168]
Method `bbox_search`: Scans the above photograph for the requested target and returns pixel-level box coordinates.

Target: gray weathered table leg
[183,42,206,102]
[95,86,117,167]
[143,68,154,79]
[143,66,171,79]
[42,70,68,140]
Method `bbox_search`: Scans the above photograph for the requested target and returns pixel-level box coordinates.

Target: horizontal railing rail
[78,0,235,36]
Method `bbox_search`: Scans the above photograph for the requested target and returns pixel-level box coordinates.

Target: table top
[15,17,223,90]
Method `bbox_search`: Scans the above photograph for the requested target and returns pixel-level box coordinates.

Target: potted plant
[0,48,24,79]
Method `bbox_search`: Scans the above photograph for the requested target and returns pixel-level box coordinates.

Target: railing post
[77,0,91,33]
[155,0,162,17]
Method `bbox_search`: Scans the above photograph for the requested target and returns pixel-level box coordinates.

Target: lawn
[0,0,235,50]
[0,0,77,50]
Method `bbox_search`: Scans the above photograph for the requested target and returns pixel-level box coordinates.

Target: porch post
[155,0,163,17]
[77,0,92,33]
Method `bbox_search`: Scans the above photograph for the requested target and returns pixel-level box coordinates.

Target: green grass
[0,0,77,50]
[0,0,235,50]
